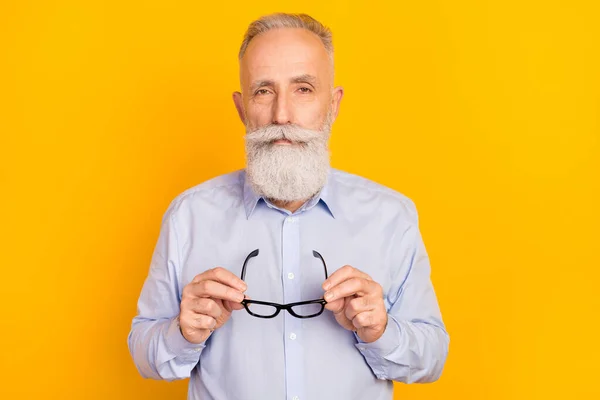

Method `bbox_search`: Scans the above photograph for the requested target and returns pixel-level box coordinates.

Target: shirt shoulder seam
[168,171,244,211]
[330,169,418,220]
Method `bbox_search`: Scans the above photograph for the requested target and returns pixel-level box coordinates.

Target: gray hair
[238,13,334,62]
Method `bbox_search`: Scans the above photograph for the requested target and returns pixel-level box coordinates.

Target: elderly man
[128,12,449,400]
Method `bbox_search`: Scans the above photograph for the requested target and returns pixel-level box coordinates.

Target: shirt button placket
[282,215,302,400]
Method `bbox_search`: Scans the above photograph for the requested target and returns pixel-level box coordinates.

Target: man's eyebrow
[290,74,318,86]
[250,74,319,91]
[250,79,275,91]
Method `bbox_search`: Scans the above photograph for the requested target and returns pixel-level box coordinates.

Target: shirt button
[288,272,295,280]
[292,397,299,400]
[194,348,202,352]
[289,333,297,340]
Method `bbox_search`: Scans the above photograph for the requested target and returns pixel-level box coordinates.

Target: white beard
[244,112,332,203]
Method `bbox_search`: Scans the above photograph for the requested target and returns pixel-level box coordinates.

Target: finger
[190,314,217,331]
[180,311,217,331]
[325,277,375,302]
[184,298,223,319]
[344,296,375,321]
[192,267,247,292]
[322,265,372,291]
[224,294,251,312]
[187,280,245,303]
[324,297,346,314]
[352,310,385,330]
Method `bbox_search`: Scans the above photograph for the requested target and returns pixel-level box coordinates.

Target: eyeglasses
[240,249,328,319]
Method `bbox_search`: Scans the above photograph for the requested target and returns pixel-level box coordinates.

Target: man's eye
[255,89,270,95]
[298,87,312,93]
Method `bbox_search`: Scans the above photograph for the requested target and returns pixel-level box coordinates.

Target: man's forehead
[248,62,318,81]
[240,28,331,83]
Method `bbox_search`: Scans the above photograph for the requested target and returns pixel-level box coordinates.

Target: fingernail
[239,283,247,292]
[323,282,331,290]
[235,293,244,302]
[324,291,333,301]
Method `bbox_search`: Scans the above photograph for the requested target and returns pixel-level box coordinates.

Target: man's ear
[331,86,344,122]
[232,91,246,124]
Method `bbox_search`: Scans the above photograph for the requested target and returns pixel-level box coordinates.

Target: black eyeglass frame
[240,249,329,319]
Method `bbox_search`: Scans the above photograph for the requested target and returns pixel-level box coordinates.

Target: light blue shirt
[128,168,449,400]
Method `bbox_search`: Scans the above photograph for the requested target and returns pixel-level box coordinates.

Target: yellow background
[1,1,598,399]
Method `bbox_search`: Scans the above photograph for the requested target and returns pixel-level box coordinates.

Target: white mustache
[244,124,325,146]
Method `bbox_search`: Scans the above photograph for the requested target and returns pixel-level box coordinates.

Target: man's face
[233,27,343,203]
[234,27,342,132]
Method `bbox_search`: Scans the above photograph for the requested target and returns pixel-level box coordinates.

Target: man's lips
[264,138,308,147]
[272,139,293,145]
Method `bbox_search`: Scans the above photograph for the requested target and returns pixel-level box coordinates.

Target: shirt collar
[242,169,337,219]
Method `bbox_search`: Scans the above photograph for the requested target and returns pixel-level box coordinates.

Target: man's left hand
[322,265,388,343]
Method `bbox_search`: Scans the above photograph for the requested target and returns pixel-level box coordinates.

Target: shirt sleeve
[354,211,450,383]
[127,202,209,380]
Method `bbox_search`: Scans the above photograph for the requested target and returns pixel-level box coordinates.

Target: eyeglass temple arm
[242,249,327,280]
[312,250,328,279]
[241,249,260,281]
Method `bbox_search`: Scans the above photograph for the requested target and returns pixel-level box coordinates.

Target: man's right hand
[179,267,247,344]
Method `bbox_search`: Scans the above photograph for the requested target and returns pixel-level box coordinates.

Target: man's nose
[272,92,293,125]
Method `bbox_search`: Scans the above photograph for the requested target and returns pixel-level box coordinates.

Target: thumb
[326,297,355,331]
[324,298,345,314]
[224,300,245,311]
[214,299,232,327]
[224,294,250,312]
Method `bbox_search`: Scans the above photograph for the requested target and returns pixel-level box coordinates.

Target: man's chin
[247,165,329,202]
[245,140,330,202]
